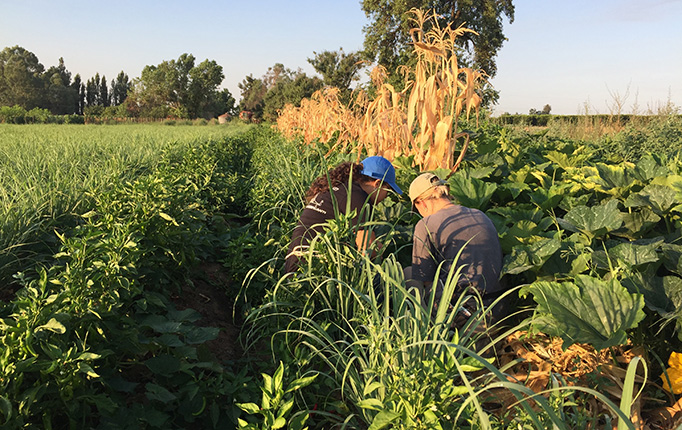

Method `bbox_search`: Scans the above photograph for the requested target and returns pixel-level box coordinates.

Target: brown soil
[170,262,243,362]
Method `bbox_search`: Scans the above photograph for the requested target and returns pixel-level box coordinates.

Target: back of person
[412,204,502,296]
[284,156,403,274]
[407,172,507,323]
[285,182,369,273]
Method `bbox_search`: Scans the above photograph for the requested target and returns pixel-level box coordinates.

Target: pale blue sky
[1,0,681,115]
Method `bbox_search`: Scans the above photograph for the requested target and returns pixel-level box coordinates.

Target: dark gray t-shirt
[285,183,371,273]
[412,204,502,296]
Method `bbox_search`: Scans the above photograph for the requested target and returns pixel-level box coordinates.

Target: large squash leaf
[503,234,561,275]
[520,275,645,350]
[447,174,497,211]
[609,238,663,267]
[592,163,638,198]
[619,207,661,239]
[528,182,572,212]
[622,266,676,314]
[624,184,679,216]
[634,154,671,182]
[558,199,623,239]
[661,243,682,277]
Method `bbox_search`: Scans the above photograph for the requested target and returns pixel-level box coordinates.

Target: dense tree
[529,104,552,115]
[238,75,267,119]
[99,75,109,107]
[186,59,224,118]
[43,57,78,114]
[239,63,323,122]
[71,74,83,114]
[0,46,46,109]
[85,74,100,107]
[361,0,514,78]
[129,53,224,119]
[262,72,323,122]
[307,48,364,103]
[215,88,237,116]
[111,71,131,106]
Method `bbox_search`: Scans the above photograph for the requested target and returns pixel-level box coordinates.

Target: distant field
[0,123,252,284]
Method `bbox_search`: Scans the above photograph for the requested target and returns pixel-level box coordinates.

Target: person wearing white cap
[284,156,402,274]
[405,172,505,322]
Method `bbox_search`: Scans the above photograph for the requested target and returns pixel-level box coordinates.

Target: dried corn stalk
[276,8,487,174]
[276,87,361,150]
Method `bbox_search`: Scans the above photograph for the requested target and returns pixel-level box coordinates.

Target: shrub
[0,105,26,124]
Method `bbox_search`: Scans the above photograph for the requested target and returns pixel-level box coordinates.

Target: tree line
[1,1,514,121]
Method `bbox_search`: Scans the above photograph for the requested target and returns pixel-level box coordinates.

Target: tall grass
[0,123,252,286]
[241,217,641,429]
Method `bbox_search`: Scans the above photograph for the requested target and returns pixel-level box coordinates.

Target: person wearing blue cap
[284,155,402,274]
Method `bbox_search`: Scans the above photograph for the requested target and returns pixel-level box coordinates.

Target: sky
[1,0,681,116]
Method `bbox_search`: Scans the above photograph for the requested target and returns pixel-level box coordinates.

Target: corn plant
[275,8,486,174]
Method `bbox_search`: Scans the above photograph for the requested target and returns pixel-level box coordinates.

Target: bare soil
[170,261,243,362]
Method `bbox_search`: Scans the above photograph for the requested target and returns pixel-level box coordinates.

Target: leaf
[609,240,662,267]
[498,181,530,199]
[78,363,100,378]
[0,396,11,422]
[183,326,219,344]
[272,417,286,429]
[620,207,661,238]
[559,199,623,238]
[237,402,261,415]
[503,235,561,275]
[139,408,170,426]
[159,211,179,226]
[277,399,294,419]
[145,383,178,403]
[363,381,384,396]
[145,354,182,375]
[622,268,676,314]
[662,243,682,276]
[286,374,318,393]
[634,154,670,181]
[625,184,678,215]
[367,410,401,430]
[272,361,284,393]
[288,412,310,430]
[35,318,66,334]
[357,398,384,411]
[106,376,138,393]
[448,174,497,211]
[522,275,646,350]
[593,163,636,195]
[77,352,101,361]
[528,183,571,211]
[141,315,183,334]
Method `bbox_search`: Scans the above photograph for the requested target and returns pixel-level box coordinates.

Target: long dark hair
[305,162,372,203]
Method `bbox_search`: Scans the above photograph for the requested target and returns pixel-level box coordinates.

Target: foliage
[237,361,316,430]
[361,0,514,80]
[599,114,682,162]
[238,75,267,119]
[0,46,45,109]
[262,73,323,122]
[520,275,646,350]
[0,124,261,428]
[277,9,486,173]
[126,53,227,119]
[5,113,682,428]
[307,48,365,104]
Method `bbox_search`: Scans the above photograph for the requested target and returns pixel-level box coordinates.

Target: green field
[2,118,682,429]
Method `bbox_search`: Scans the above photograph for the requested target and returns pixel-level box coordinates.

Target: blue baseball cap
[360,156,403,195]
